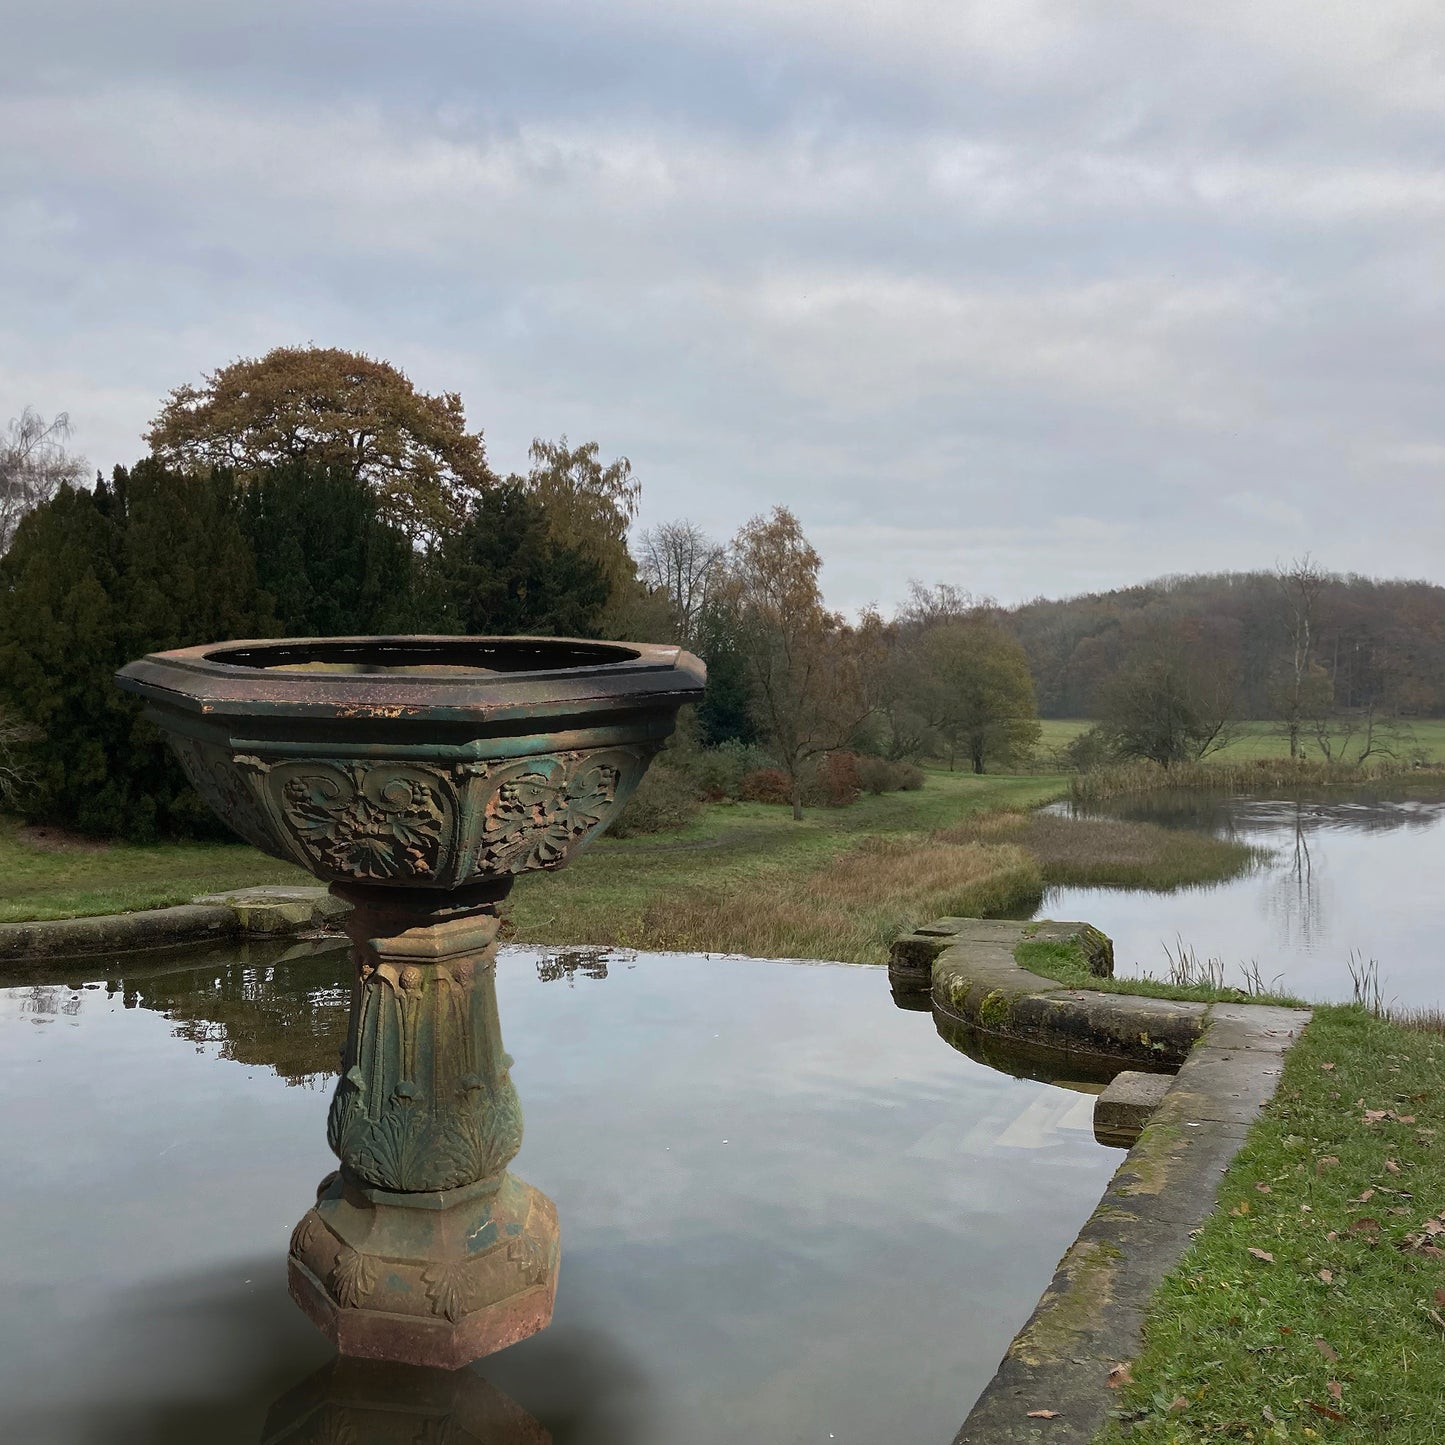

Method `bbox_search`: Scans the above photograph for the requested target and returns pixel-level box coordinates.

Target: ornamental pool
[0,941,1118,1444]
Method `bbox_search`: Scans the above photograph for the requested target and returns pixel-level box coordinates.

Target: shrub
[815,750,861,807]
[856,754,895,795]
[856,755,927,794]
[740,767,792,804]
[679,739,773,802]
[896,762,925,790]
[608,763,702,837]
[1063,725,1114,773]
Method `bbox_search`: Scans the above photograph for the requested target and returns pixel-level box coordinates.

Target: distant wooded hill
[1000,572,1445,719]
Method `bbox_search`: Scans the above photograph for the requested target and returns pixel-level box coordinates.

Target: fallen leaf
[1314,1338,1339,1363]
[1248,1247,1275,1263]
[1399,1115,1416,1124]
[1432,1286,1445,1308]
[1026,1409,1062,1419]
[1348,1217,1380,1235]
[1168,1396,1188,1412]
[1386,1159,1402,1175]
[1263,1405,1279,1424]
[1230,1201,1251,1217]
[1327,1381,1343,1403]
[1256,1182,1273,1194]
[1321,1062,1336,1071]
[1319,1268,1334,1284]
[1307,1400,1347,1422]
[1316,1156,1340,1175]
[1105,1362,1133,1389]
[1353,1188,1376,1203]
[1428,1309,1445,1330]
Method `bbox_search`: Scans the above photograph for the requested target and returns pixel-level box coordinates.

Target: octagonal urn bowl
[116,635,706,897]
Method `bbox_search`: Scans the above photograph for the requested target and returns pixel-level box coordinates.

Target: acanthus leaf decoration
[422,1260,478,1323]
[330,1246,377,1309]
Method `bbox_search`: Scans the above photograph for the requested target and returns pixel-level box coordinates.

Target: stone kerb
[0,886,347,966]
[890,917,1312,1445]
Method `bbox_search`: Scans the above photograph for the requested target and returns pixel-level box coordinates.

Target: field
[1033,717,1445,766]
[0,774,1064,934]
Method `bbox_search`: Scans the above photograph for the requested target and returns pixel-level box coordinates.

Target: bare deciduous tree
[0,407,88,554]
[0,710,37,808]
[897,580,980,631]
[1274,554,1329,759]
[635,519,725,646]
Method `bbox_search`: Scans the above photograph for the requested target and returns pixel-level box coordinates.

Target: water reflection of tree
[114,941,353,1087]
[1262,800,1323,950]
[535,946,612,985]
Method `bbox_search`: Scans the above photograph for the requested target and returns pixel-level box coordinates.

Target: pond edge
[889,917,1311,1445]
[0,886,347,966]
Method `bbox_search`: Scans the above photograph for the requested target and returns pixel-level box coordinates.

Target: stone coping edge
[0,886,348,965]
[889,917,1312,1445]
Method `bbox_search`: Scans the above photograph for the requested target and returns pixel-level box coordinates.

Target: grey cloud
[4,1,1444,612]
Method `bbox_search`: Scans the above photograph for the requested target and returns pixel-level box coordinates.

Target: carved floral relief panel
[271,760,454,882]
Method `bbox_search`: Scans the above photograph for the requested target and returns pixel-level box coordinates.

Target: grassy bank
[1,766,1279,959]
[939,810,1262,891]
[506,772,1064,962]
[0,773,1066,939]
[0,817,310,922]
[1015,935,1305,1008]
[1096,1007,1445,1443]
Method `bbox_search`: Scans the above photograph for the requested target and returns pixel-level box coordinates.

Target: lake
[1040,784,1445,1008]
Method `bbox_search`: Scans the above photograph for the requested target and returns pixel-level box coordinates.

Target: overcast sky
[5,1,1444,613]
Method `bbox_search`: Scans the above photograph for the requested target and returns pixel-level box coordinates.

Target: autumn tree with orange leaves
[146,346,492,543]
[722,506,885,819]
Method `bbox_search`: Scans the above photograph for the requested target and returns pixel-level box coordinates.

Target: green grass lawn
[0,817,311,922]
[0,773,1066,930]
[1034,718,1445,766]
[1096,1007,1445,1443]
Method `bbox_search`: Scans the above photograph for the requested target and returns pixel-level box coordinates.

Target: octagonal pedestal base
[288,1168,559,1369]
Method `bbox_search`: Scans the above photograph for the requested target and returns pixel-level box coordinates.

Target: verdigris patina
[117,635,704,1367]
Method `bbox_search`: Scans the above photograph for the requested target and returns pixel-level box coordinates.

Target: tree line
[15,343,1431,839]
[0,347,1044,838]
[1004,561,1444,766]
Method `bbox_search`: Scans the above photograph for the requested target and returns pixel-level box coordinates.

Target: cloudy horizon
[5,1,1444,612]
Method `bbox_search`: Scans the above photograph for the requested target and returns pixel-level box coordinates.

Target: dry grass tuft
[612,836,1041,963]
[936,810,1260,891]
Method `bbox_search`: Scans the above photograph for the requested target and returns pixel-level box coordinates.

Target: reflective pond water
[0,941,1118,1445]
[1041,785,1445,1007]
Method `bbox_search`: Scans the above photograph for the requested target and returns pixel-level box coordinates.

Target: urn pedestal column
[287,887,559,1368]
[115,635,706,1366]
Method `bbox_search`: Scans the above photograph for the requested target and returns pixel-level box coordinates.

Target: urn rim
[115,634,706,724]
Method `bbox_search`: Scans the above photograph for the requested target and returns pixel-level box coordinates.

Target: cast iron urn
[117,636,704,1367]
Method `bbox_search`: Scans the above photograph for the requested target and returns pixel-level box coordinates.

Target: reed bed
[1069,755,1423,805]
[1347,952,1445,1037]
